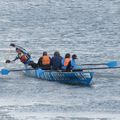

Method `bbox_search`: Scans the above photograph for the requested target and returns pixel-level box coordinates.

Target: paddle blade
[10,43,15,47]
[0,69,10,75]
[106,61,118,67]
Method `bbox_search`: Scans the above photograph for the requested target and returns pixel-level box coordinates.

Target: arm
[37,57,42,67]
[10,43,27,52]
[61,58,64,66]
[12,56,19,62]
[6,56,19,63]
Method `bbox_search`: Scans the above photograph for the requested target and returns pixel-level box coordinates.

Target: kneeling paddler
[37,51,51,70]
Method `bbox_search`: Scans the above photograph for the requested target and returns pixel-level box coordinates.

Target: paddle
[73,66,120,72]
[0,68,34,75]
[1,65,120,75]
[80,61,118,67]
[10,43,26,51]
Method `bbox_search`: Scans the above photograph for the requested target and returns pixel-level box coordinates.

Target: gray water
[0,0,120,120]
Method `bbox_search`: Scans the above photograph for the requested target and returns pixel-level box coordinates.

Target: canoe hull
[24,68,94,85]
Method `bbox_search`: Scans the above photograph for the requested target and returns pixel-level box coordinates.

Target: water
[0,0,120,119]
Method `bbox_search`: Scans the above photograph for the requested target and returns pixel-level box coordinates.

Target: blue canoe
[24,68,94,85]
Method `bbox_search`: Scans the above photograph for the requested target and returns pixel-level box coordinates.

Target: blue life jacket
[71,59,82,69]
[61,58,66,70]
[71,59,77,68]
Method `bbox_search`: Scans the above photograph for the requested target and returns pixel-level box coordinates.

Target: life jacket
[18,53,30,63]
[42,55,50,65]
[64,58,71,66]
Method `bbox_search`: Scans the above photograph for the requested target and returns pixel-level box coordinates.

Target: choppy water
[0,0,120,120]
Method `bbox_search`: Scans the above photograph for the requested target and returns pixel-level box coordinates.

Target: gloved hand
[5,60,11,63]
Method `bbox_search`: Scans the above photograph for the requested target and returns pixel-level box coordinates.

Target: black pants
[66,61,72,72]
[38,64,51,70]
[28,61,38,69]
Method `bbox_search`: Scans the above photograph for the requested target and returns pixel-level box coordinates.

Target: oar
[1,66,120,75]
[73,66,120,72]
[80,61,118,67]
[10,43,26,51]
[0,68,34,75]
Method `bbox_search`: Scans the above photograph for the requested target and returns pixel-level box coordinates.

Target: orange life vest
[18,53,29,63]
[42,56,50,65]
[64,58,71,66]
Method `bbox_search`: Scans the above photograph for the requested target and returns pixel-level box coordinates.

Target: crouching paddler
[5,43,38,69]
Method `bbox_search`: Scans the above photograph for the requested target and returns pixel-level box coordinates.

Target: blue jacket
[61,58,66,70]
[71,59,77,69]
[71,59,82,69]
[51,56,62,70]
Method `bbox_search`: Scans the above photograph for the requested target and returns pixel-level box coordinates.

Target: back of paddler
[62,53,71,71]
[38,51,51,70]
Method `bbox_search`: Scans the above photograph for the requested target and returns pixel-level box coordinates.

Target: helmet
[65,53,70,58]
[16,48,22,53]
[43,51,47,56]
[16,48,19,51]
[54,51,60,56]
[72,54,77,59]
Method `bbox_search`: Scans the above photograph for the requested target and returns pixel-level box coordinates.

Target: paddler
[62,53,71,71]
[71,54,78,69]
[62,53,79,71]
[37,51,51,70]
[5,43,37,68]
[51,51,62,70]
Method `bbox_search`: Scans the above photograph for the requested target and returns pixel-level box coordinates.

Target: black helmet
[65,53,70,58]
[43,51,47,56]
[16,48,19,51]
[72,54,77,59]
[54,51,60,56]
[16,48,21,52]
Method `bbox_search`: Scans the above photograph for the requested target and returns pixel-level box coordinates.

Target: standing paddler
[5,43,38,68]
